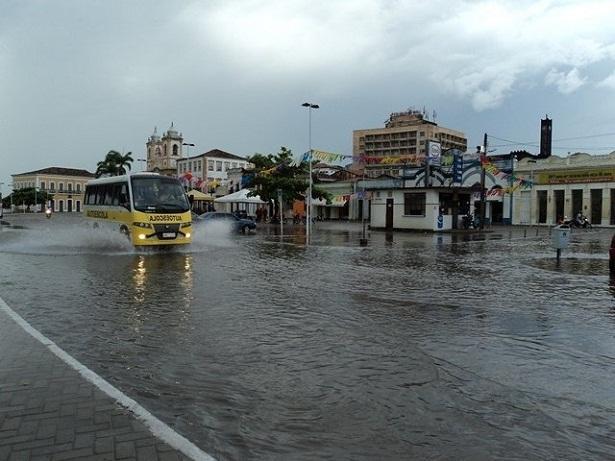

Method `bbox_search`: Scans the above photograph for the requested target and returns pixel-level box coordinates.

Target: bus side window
[95,186,104,206]
[104,185,114,205]
[111,184,121,206]
[119,184,130,209]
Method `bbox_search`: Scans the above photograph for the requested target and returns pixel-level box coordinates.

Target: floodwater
[1,214,615,460]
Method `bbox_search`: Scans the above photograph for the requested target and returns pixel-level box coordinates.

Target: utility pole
[508,153,515,225]
[479,133,487,230]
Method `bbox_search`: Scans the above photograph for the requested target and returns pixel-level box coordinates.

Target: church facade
[146,123,185,176]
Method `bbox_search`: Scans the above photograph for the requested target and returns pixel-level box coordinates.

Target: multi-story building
[352,110,467,178]
[146,123,185,176]
[176,149,252,194]
[11,167,95,212]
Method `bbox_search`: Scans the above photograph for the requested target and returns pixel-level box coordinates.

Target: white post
[308,108,312,243]
[302,102,319,244]
[278,189,283,238]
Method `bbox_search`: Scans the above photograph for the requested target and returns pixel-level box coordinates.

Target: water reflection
[4,227,615,459]
[132,253,194,308]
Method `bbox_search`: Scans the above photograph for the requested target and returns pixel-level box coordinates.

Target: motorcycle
[462,213,480,229]
[563,214,592,229]
[45,208,52,219]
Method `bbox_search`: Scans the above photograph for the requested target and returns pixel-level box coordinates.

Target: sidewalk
[0,301,202,461]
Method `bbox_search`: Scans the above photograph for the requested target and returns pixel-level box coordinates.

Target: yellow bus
[83,173,192,246]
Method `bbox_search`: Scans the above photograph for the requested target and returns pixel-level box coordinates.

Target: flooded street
[1,215,615,460]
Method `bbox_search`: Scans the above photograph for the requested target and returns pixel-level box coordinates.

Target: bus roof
[85,172,168,186]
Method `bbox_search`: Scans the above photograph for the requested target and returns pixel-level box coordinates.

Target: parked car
[196,212,256,233]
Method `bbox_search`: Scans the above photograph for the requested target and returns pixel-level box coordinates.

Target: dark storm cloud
[2,0,615,190]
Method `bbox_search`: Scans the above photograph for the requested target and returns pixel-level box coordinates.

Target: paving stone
[8,451,29,461]
[137,445,157,461]
[51,447,94,460]
[94,436,113,454]
[116,440,136,459]
[0,309,195,461]
[74,432,95,449]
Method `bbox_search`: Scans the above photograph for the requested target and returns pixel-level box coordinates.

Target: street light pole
[479,133,487,230]
[182,143,195,157]
[301,102,319,244]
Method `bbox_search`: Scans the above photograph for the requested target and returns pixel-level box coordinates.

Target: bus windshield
[131,177,190,213]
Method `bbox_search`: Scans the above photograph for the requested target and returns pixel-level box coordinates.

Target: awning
[187,189,215,201]
[213,188,266,204]
[311,198,347,207]
[312,198,327,207]
[326,200,347,207]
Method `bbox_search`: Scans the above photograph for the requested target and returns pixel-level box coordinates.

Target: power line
[552,131,615,142]
[488,132,615,153]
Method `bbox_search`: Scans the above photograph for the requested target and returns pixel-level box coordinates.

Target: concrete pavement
[0,298,210,461]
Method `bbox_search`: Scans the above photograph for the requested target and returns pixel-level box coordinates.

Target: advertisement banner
[427,141,441,166]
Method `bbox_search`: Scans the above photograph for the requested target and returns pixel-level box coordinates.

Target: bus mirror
[188,194,194,205]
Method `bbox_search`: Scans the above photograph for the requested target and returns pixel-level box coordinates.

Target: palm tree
[95,150,134,177]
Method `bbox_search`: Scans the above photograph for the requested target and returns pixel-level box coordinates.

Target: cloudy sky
[2,0,615,190]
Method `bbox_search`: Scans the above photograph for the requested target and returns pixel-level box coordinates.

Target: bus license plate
[162,232,176,238]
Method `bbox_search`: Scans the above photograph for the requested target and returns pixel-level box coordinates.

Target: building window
[404,192,426,216]
[50,182,55,191]
[68,183,73,192]
[59,183,64,192]
[231,162,237,168]
[164,145,167,155]
[173,144,178,155]
[224,162,230,170]
[216,161,222,171]
[156,147,161,156]
[41,181,45,190]
[76,184,81,193]
[208,161,214,171]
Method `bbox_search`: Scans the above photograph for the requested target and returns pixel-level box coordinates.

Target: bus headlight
[185,232,191,239]
[138,233,146,240]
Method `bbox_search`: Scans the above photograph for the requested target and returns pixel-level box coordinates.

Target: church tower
[146,123,184,175]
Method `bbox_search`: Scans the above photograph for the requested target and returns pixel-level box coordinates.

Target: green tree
[247,147,330,209]
[95,150,134,177]
[2,188,51,210]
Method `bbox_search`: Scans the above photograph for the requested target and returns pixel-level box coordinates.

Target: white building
[176,149,252,194]
[513,152,615,226]
[11,167,94,212]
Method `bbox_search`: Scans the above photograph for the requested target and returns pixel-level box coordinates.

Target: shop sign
[540,168,615,184]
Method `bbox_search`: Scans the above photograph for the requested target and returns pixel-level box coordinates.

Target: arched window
[156,147,161,156]
[164,145,167,155]
[173,144,178,156]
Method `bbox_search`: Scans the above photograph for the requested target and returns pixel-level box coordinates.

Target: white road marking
[0,296,215,461]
